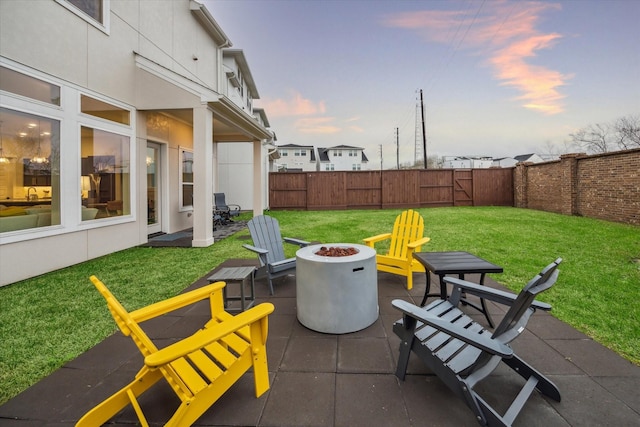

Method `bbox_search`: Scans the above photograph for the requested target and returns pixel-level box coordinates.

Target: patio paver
[1,258,638,426]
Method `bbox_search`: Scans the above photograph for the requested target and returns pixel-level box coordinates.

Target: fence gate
[453,170,473,206]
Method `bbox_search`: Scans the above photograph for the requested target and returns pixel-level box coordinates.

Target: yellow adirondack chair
[363,209,430,290]
[76,276,274,427]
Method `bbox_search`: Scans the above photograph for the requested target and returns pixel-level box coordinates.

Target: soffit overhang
[134,53,271,143]
[134,52,220,109]
[209,96,272,142]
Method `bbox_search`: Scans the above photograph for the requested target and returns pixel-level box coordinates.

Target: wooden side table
[207,266,256,313]
[413,251,503,327]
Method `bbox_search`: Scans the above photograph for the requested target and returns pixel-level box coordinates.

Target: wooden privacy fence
[269,169,514,210]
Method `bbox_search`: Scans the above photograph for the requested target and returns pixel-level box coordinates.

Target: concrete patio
[1,258,639,426]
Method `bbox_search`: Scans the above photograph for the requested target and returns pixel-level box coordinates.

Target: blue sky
[205,0,640,168]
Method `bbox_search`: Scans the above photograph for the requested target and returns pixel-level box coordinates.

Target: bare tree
[570,114,640,153]
[615,115,640,149]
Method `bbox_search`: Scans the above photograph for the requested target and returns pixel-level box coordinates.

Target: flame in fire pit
[315,246,359,257]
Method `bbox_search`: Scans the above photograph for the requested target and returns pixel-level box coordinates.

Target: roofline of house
[223,49,259,99]
[189,1,232,48]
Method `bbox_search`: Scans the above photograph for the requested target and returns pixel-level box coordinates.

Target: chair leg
[394,316,417,381]
[76,368,162,427]
[503,355,561,402]
[267,277,274,295]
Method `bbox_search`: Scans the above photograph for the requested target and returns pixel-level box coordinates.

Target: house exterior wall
[0,0,261,286]
[323,147,366,171]
[146,114,196,233]
[277,145,316,171]
[217,142,255,209]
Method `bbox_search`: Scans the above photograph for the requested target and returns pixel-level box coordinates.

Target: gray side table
[207,266,256,313]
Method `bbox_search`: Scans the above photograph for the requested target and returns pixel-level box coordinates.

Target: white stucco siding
[87,15,140,103]
[0,1,90,86]
[217,142,255,210]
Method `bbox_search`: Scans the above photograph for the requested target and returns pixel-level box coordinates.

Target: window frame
[56,0,110,34]
[0,59,136,245]
[179,147,194,212]
[79,124,132,221]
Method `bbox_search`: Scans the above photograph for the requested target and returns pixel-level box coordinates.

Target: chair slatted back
[214,193,228,211]
[389,210,425,259]
[90,276,252,402]
[491,258,562,343]
[247,215,286,266]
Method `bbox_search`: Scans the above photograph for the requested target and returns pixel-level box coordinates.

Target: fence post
[513,162,531,208]
[559,153,582,216]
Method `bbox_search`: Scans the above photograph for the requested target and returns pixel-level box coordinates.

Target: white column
[192,105,214,247]
[253,140,262,216]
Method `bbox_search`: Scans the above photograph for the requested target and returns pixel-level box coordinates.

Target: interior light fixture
[0,121,11,164]
[30,121,48,164]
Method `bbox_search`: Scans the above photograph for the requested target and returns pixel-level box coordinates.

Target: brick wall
[515,148,640,225]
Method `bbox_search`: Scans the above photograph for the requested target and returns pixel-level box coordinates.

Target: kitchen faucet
[27,187,38,201]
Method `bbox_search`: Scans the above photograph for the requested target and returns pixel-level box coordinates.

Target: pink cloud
[261,91,326,117]
[383,1,570,114]
[296,117,341,134]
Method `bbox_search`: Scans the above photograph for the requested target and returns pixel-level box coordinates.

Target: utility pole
[420,89,427,169]
[378,144,383,170]
[395,127,399,170]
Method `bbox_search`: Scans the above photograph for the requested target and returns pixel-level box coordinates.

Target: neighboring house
[0,0,273,286]
[317,145,369,171]
[442,156,493,169]
[274,144,316,172]
[492,157,518,168]
[514,153,545,163]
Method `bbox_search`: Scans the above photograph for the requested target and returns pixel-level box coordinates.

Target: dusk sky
[206,0,640,168]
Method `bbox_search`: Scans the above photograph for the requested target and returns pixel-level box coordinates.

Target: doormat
[142,221,247,248]
[149,230,192,241]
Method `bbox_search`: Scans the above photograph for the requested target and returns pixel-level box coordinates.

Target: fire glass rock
[315,246,359,257]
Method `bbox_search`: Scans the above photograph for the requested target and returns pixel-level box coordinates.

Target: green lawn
[0,206,638,404]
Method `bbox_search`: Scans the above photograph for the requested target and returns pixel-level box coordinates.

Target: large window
[80,127,130,220]
[180,148,193,210]
[0,108,61,232]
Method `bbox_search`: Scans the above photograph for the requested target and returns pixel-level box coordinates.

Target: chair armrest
[392,299,513,357]
[130,282,226,323]
[145,302,275,367]
[243,244,269,256]
[284,237,310,247]
[444,277,552,311]
[407,236,431,250]
[363,233,392,245]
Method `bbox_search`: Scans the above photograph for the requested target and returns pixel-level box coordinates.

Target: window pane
[0,108,61,232]
[67,0,102,22]
[0,66,61,106]
[80,126,130,219]
[81,95,130,125]
[181,150,193,208]
[182,184,193,207]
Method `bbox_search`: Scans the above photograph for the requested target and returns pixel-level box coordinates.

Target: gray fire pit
[296,243,378,334]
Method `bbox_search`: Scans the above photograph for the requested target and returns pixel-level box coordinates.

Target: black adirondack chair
[213,193,240,224]
[243,215,310,295]
[393,258,562,427]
